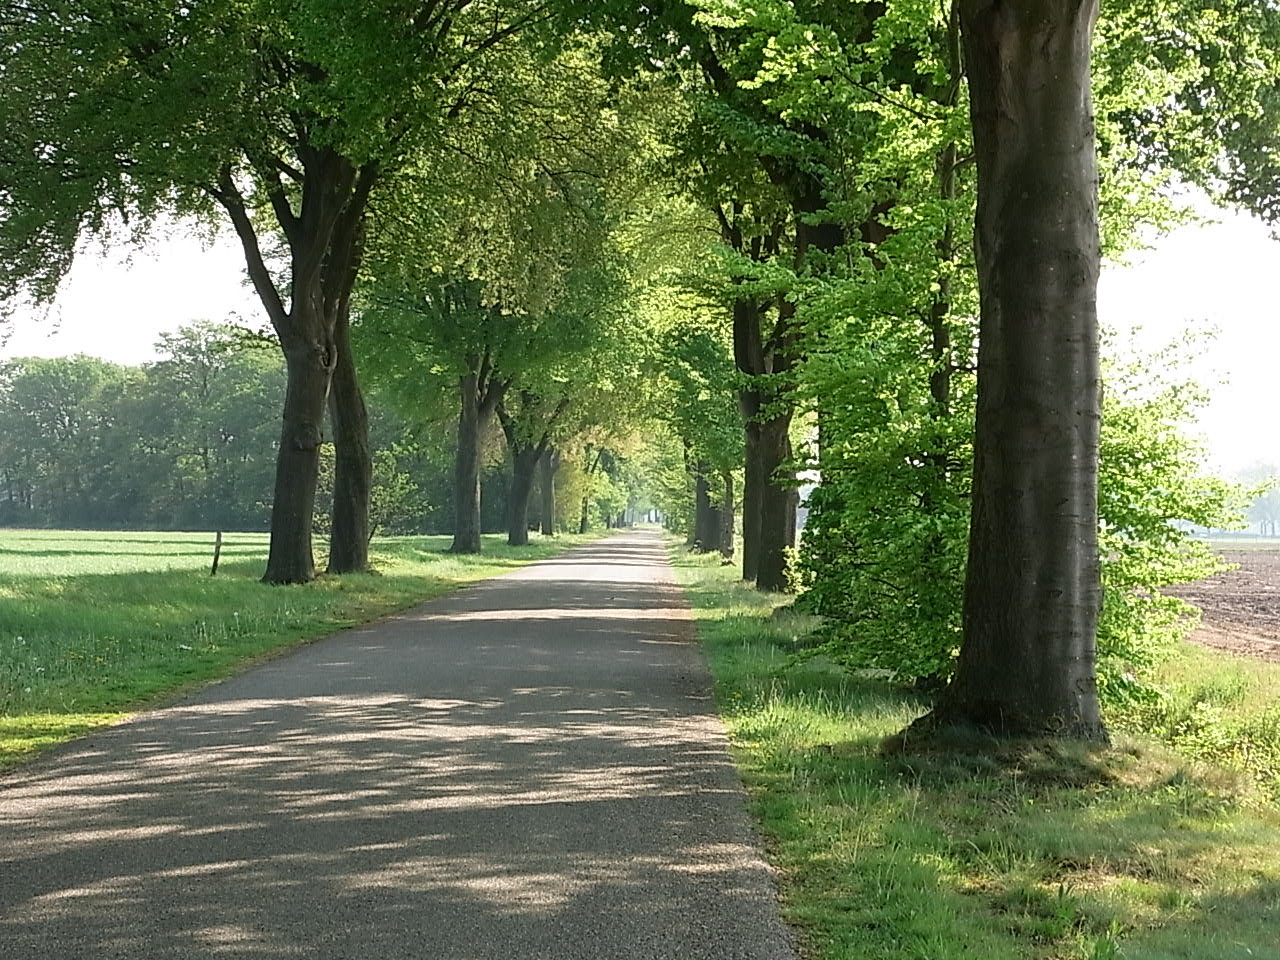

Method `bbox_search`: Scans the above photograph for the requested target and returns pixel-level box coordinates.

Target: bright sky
[0,217,265,364]
[1097,207,1279,476]
[1,208,1276,478]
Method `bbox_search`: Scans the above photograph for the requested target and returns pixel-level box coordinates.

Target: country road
[0,530,794,960]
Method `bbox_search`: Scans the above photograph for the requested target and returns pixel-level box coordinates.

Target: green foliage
[1108,643,1280,802]
[0,330,282,529]
[0,0,569,312]
[1095,337,1247,701]
[0,322,446,533]
[801,325,1246,700]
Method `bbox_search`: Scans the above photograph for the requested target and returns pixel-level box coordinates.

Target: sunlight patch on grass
[0,712,127,770]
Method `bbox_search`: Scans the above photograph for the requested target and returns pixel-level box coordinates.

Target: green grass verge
[1,528,596,769]
[671,546,1280,960]
[1110,644,1280,804]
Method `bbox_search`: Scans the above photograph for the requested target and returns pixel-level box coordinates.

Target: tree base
[328,564,377,576]
[886,704,1109,757]
[260,571,315,586]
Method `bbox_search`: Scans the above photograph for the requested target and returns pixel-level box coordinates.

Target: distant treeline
[0,323,538,534]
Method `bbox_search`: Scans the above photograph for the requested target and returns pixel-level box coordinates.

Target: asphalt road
[0,530,795,959]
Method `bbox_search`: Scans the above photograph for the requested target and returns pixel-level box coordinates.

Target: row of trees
[0,330,282,530]
[619,0,1276,740]
[5,1,1280,742]
[0,325,646,537]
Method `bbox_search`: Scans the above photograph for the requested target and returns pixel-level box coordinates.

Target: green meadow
[0,528,591,769]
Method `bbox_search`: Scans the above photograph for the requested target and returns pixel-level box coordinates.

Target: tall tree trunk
[508,448,540,546]
[733,289,766,581]
[579,494,591,534]
[327,308,371,573]
[756,412,794,592]
[263,333,332,584]
[929,0,1105,740]
[214,150,376,584]
[741,415,763,581]
[449,370,484,554]
[719,471,735,560]
[693,464,720,552]
[539,449,559,536]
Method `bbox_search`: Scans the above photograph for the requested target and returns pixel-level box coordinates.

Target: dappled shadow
[0,532,794,960]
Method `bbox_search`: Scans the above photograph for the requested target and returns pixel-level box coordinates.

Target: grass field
[672,547,1280,960]
[0,528,594,769]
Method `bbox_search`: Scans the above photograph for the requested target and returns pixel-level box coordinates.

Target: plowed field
[1167,544,1280,662]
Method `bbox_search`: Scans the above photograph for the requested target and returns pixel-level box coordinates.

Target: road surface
[0,530,794,959]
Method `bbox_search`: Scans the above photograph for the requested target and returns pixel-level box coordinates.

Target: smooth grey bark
[450,370,485,555]
[929,0,1106,740]
[262,332,331,584]
[724,219,801,592]
[449,356,506,555]
[507,448,540,547]
[539,448,559,536]
[693,464,720,553]
[755,412,794,593]
[327,306,371,573]
[498,393,564,548]
[740,416,763,581]
[719,472,735,560]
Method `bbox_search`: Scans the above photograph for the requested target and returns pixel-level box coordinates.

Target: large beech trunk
[755,412,795,592]
[263,333,331,584]
[327,308,371,573]
[733,293,766,584]
[449,356,506,555]
[930,0,1106,740]
[508,448,541,547]
[498,393,566,547]
[215,148,377,585]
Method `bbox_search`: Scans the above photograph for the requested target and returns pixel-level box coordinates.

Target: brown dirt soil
[1166,547,1280,663]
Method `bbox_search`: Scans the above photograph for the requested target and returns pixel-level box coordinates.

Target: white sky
[0,218,265,363]
[1,208,1276,478]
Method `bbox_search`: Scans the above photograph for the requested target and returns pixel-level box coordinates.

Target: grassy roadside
[671,546,1280,960]
[1,529,597,770]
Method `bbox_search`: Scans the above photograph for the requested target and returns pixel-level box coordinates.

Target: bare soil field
[1168,542,1280,662]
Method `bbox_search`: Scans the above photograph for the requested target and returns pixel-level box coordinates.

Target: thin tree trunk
[539,449,558,536]
[719,472,735,560]
[579,495,591,534]
[927,0,1106,740]
[741,415,763,581]
[694,465,720,552]
[449,370,483,555]
[756,412,794,592]
[327,308,371,573]
[263,335,332,583]
[508,448,540,546]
